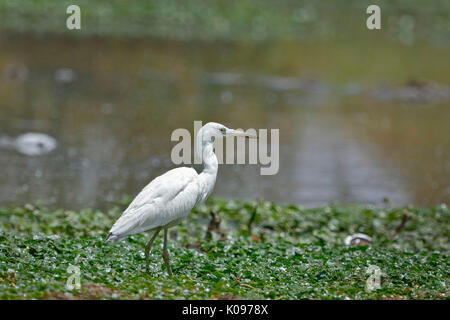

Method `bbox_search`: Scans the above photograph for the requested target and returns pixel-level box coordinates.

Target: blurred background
[0,0,448,209]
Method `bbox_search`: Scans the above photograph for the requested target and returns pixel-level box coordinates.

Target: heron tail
[105,232,125,242]
[105,232,115,241]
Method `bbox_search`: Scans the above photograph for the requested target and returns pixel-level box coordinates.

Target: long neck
[196,133,218,202]
[199,141,218,176]
[196,127,218,176]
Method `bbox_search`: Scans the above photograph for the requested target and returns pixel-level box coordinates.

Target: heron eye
[220,128,226,134]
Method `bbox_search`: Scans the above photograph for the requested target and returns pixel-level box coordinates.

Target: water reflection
[0,35,448,209]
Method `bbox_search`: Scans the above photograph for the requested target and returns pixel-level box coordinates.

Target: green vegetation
[0,0,449,44]
[0,198,448,299]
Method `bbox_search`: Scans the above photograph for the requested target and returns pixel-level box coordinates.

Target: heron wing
[109,167,201,239]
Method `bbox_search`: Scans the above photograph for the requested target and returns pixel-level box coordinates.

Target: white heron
[106,122,256,275]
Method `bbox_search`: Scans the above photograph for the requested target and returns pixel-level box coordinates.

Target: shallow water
[0,35,448,209]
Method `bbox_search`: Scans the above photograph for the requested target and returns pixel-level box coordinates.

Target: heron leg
[145,227,161,273]
[162,229,173,276]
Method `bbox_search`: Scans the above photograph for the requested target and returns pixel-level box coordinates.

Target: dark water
[0,35,449,209]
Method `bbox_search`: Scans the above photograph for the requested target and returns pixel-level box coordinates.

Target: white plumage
[106,122,255,275]
[107,167,201,240]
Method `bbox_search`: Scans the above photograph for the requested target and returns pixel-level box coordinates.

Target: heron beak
[227,129,258,139]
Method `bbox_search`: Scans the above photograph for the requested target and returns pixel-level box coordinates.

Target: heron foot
[162,249,173,276]
[162,229,173,276]
[145,228,161,273]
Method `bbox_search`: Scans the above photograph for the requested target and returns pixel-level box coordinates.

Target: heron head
[198,122,257,144]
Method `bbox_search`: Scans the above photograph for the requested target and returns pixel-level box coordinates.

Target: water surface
[0,35,448,209]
